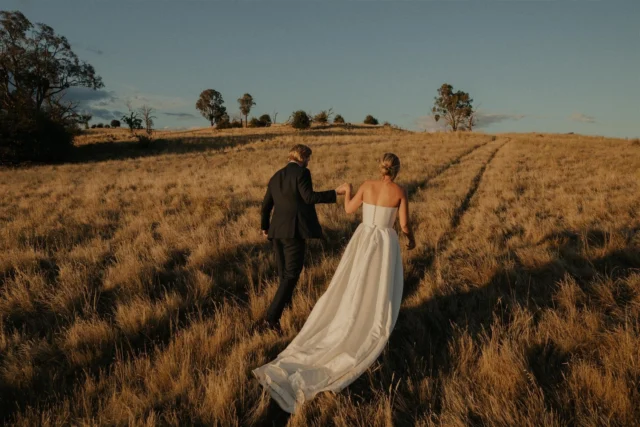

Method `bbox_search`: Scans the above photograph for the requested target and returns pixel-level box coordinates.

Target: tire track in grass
[406,138,494,200]
[437,139,509,252]
[403,139,510,301]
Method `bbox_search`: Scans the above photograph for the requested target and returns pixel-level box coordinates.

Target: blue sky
[6,0,639,137]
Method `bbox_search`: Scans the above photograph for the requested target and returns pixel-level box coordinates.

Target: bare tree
[272,110,278,124]
[139,105,156,136]
[78,112,92,129]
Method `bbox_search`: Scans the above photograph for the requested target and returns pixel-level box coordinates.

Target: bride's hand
[336,183,350,195]
[406,238,416,250]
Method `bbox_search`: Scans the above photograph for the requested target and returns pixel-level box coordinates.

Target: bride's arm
[398,189,416,250]
[344,182,365,214]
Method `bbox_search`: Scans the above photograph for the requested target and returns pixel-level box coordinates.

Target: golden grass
[0,126,639,425]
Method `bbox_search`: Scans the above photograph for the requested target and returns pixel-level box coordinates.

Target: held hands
[335,183,351,196]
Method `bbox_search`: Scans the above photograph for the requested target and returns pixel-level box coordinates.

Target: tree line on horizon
[193,89,408,131]
[1,9,476,163]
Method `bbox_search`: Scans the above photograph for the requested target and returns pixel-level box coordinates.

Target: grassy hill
[0,126,639,425]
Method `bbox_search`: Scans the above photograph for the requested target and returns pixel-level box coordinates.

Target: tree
[237,93,255,128]
[121,111,142,134]
[432,83,474,131]
[0,11,103,161]
[110,119,121,128]
[139,105,155,136]
[289,110,311,130]
[137,105,155,147]
[334,114,345,124]
[195,89,226,127]
[364,115,379,125]
[0,11,103,118]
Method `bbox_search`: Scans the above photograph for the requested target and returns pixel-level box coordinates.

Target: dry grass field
[0,125,639,426]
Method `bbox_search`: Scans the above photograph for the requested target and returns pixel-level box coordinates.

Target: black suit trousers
[266,238,306,324]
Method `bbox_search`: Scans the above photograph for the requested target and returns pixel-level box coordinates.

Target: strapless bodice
[361,202,398,229]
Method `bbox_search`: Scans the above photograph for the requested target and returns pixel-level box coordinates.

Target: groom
[260,144,347,329]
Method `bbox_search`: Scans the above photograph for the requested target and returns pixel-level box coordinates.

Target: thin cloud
[85,108,121,121]
[413,111,524,132]
[164,112,197,120]
[475,112,525,127]
[62,88,119,120]
[72,41,105,55]
[63,87,116,103]
[413,115,448,132]
[85,46,104,55]
[61,85,191,124]
[569,113,596,124]
[126,94,188,110]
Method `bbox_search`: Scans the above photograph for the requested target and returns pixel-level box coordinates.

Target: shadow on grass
[0,226,359,423]
[385,226,640,425]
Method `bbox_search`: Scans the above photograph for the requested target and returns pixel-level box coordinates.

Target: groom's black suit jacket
[261,162,337,239]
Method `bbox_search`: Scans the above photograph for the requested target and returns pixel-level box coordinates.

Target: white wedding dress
[252,202,404,413]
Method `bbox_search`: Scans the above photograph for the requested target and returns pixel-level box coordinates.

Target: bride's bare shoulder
[390,181,405,192]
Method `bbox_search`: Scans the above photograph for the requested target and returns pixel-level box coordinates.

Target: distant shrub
[313,110,330,124]
[104,124,111,129]
[91,124,97,129]
[215,114,231,130]
[231,120,243,128]
[96,123,104,128]
[632,138,640,146]
[216,118,232,130]
[290,110,311,130]
[364,115,379,125]
[247,116,271,128]
[110,119,121,128]
[383,121,391,127]
[259,114,272,126]
[334,114,345,124]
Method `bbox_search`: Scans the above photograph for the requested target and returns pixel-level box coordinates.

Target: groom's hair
[288,144,312,163]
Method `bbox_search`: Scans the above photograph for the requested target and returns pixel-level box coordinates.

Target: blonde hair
[379,153,400,180]
[288,144,312,163]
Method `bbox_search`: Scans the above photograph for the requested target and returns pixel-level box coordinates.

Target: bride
[252,153,416,414]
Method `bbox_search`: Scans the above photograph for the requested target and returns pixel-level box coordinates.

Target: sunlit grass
[0,126,639,425]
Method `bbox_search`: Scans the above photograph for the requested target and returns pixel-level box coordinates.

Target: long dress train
[252,202,404,413]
